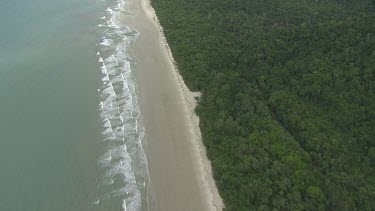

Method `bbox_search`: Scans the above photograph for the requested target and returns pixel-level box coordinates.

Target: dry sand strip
[121,0,224,210]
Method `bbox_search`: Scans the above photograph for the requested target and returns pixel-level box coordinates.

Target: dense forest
[151,0,375,210]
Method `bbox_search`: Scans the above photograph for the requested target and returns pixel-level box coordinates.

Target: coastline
[121,0,224,210]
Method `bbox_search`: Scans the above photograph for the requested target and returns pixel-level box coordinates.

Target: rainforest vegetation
[151,0,375,210]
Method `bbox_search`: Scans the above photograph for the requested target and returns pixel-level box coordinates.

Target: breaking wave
[93,0,150,210]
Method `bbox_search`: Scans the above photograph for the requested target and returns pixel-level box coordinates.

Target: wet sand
[121,0,224,210]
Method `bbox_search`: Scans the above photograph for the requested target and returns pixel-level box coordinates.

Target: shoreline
[140,0,224,210]
[122,0,224,210]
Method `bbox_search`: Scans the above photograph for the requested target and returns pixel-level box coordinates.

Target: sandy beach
[121,0,224,210]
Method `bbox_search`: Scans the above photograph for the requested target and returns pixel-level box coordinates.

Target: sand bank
[121,0,224,210]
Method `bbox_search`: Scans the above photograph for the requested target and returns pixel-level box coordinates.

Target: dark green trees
[151,0,375,209]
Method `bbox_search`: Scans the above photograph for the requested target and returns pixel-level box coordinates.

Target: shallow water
[0,0,149,210]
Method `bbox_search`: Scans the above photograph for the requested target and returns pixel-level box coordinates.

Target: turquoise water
[0,0,149,210]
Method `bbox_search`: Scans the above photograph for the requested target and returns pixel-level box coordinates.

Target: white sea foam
[99,39,110,46]
[108,18,120,29]
[95,2,150,211]
[105,7,113,14]
[123,199,127,211]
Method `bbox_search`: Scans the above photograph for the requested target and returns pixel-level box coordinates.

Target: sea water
[0,0,149,210]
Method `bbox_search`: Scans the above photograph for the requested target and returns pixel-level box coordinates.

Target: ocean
[0,0,150,210]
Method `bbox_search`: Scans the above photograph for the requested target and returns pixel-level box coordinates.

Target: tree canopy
[151,0,375,210]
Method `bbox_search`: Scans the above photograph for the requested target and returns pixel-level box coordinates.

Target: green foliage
[151,0,375,209]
